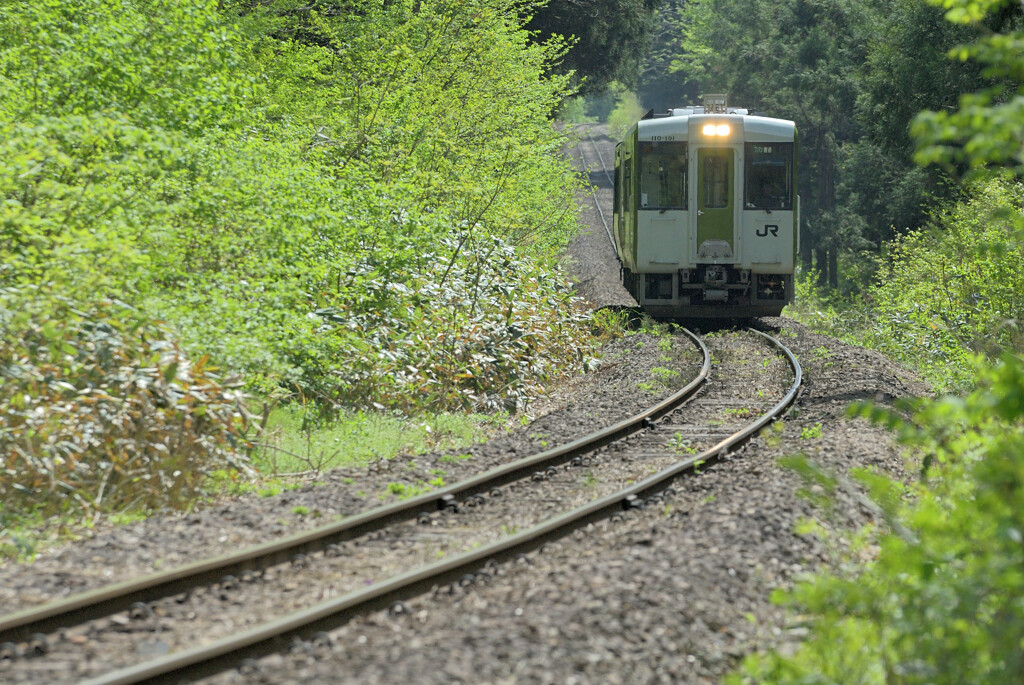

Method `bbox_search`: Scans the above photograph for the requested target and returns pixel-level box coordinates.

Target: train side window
[638,141,687,210]
[613,147,621,216]
[624,156,633,211]
[744,142,793,210]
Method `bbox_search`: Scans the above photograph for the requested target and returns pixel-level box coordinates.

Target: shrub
[304,232,596,413]
[0,288,251,520]
[0,0,586,414]
[0,0,592,530]
[862,179,1024,390]
[732,356,1024,684]
[608,88,646,140]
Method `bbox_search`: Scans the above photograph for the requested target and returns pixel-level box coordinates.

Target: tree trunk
[815,247,829,287]
[800,218,813,271]
[816,133,837,289]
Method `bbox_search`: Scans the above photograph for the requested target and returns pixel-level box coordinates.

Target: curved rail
[81,329,800,685]
[0,331,711,644]
[574,125,616,250]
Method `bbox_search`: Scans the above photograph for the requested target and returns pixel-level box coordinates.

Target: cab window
[638,141,687,210]
[744,143,793,210]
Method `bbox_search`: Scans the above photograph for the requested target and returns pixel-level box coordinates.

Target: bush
[305,232,595,412]
[0,0,585,413]
[732,356,1024,684]
[862,179,1024,390]
[0,288,251,519]
[608,87,646,140]
[557,96,596,123]
[791,181,1024,392]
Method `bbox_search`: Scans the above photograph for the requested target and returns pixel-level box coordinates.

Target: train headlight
[701,124,732,137]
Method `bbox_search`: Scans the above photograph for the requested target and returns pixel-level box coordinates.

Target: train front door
[696,147,734,258]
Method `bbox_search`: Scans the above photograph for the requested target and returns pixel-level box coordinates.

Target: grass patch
[800,423,824,440]
[249,406,499,476]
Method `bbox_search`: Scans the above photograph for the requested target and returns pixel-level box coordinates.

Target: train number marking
[757,224,779,237]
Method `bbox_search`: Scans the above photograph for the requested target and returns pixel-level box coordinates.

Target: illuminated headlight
[702,123,732,136]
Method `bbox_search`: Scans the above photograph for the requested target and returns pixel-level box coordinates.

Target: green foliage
[439,453,474,464]
[732,356,1024,684]
[304,233,595,412]
[556,96,597,124]
[913,0,1024,177]
[0,0,593,527]
[862,179,1024,390]
[0,0,249,131]
[251,406,490,475]
[0,287,251,520]
[608,87,646,140]
[800,423,824,440]
[791,180,1024,392]
[0,112,175,294]
[526,0,661,94]
[637,0,699,112]
[650,366,680,382]
[1,0,585,402]
[383,480,432,500]
[787,268,869,339]
[841,0,985,248]
[589,307,635,340]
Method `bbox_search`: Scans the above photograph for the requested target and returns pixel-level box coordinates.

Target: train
[612,97,798,319]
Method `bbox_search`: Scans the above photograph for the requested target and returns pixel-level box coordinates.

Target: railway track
[572,124,616,250]
[0,323,798,679]
[0,325,799,684]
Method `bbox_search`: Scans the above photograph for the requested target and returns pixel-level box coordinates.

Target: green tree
[844,0,988,250]
[526,0,663,94]
[862,179,1024,390]
[637,0,698,112]
[913,0,1024,177]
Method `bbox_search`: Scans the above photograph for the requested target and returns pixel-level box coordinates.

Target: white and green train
[613,101,798,319]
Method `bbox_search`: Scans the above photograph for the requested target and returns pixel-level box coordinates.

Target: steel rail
[584,125,615,187]
[0,331,711,644]
[80,328,800,685]
[574,125,616,250]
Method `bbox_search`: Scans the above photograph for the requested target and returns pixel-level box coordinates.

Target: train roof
[634,110,795,143]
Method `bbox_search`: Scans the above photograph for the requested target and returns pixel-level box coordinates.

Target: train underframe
[621,264,791,319]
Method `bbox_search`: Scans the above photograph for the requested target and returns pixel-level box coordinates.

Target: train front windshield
[744,143,793,210]
[638,141,688,210]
